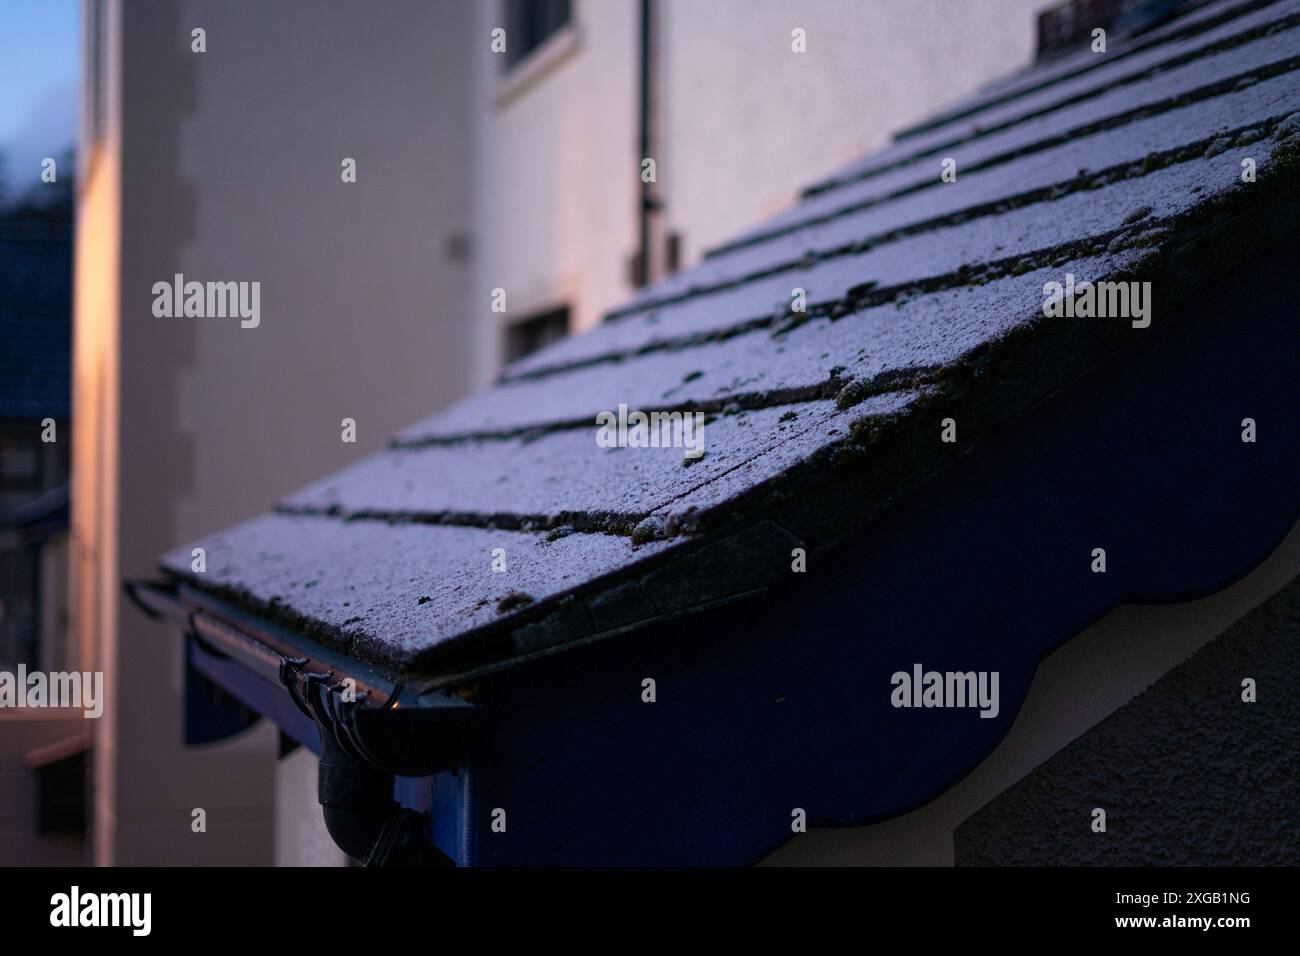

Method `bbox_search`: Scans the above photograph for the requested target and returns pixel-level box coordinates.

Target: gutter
[126,579,476,865]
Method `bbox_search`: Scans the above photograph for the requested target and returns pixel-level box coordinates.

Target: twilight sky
[0,0,78,203]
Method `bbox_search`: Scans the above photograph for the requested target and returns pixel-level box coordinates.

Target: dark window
[504,0,571,70]
[666,231,682,274]
[505,306,570,363]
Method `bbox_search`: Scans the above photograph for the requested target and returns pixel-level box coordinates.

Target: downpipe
[316,730,452,867]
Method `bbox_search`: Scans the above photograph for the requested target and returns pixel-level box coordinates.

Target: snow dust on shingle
[651,390,920,525]
[398,250,1140,440]
[161,515,675,668]
[283,400,851,528]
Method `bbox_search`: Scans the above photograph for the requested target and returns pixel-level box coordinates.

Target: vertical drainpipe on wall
[637,0,660,288]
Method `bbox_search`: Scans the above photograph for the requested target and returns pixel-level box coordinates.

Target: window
[505,306,570,363]
[504,0,571,70]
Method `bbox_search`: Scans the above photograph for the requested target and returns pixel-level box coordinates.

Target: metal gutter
[128,578,404,710]
[126,579,477,864]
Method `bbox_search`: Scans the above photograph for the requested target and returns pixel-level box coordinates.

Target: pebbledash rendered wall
[954,566,1300,866]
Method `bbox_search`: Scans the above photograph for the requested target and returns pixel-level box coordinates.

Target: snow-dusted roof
[162,0,1300,672]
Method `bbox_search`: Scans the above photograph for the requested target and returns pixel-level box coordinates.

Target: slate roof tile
[161,515,678,668]
[161,3,1300,674]
[403,253,1132,440]
[283,399,865,531]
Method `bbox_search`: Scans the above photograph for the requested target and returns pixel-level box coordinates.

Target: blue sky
[0,0,79,196]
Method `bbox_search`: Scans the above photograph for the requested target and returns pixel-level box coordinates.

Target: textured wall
[956,573,1300,866]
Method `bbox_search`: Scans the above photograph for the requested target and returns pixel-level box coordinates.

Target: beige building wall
[469,0,642,386]
[470,0,1046,385]
[74,0,473,865]
[659,0,1045,260]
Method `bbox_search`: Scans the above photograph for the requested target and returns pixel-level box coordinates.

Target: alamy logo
[151,273,261,328]
[890,663,1000,719]
[0,666,103,718]
[1042,273,1151,328]
[595,404,705,460]
[50,886,151,936]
